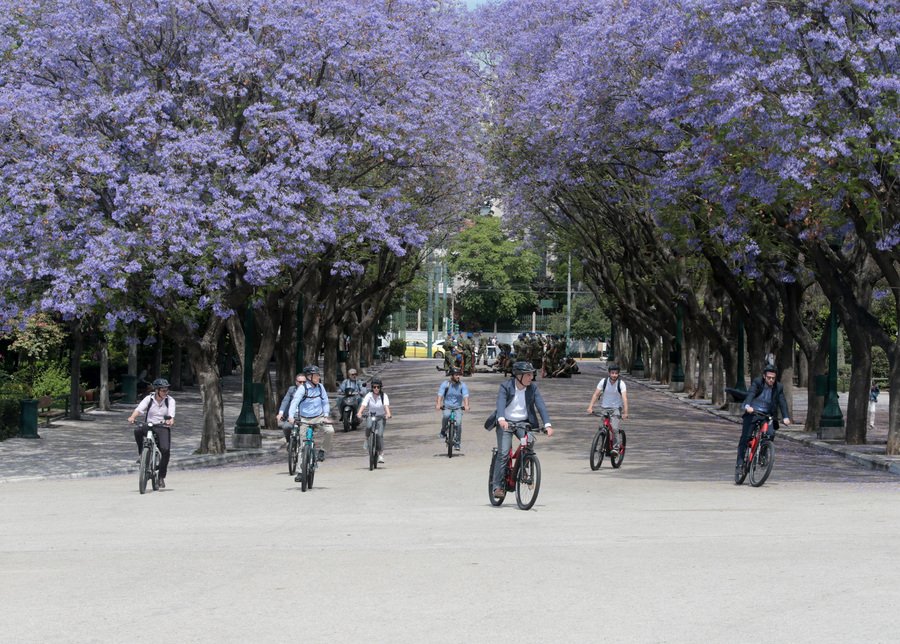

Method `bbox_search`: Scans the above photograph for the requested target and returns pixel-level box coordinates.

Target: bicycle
[487,422,546,510]
[362,411,385,471]
[287,423,301,475]
[736,411,775,487]
[295,419,321,492]
[441,406,461,458]
[138,417,170,494]
[589,410,626,470]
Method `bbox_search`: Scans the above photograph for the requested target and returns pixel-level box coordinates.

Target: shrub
[389,338,406,357]
[30,363,73,398]
[0,398,20,441]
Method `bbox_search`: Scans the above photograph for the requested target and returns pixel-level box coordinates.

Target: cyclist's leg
[492,427,513,492]
[374,417,385,454]
[157,426,171,479]
[737,414,754,465]
[441,409,451,436]
[318,418,335,455]
[134,425,147,456]
[456,411,463,447]
[605,409,621,449]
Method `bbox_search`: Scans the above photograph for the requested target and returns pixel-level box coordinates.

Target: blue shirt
[438,380,469,409]
[289,382,330,419]
[749,386,773,413]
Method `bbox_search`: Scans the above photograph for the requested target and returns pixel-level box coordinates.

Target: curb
[627,376,900,477]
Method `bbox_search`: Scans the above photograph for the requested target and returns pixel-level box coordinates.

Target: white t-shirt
[503,387,528,422]
[361,391,390,417]
[596,377,626,409]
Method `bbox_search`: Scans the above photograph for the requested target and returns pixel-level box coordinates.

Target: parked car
[404,340,447,358]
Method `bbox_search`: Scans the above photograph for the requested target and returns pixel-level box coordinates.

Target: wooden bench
[37,395,55,427]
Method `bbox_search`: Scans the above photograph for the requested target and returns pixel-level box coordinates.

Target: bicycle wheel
[288,433,299,475]
[735,450,750,485]
[343,408,352,433]
[368,430,377,471]
[589,429,605,470]
[308,449,316,489]
[610,430,626,469]
[151,449,160,490]
[488,451,504,506]
[139,447,150,494]
[515,452,541,510]
[749,439,774,487]
[447,420,456,458]
[300,444,310,492]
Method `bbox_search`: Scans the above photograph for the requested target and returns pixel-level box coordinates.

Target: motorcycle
[340,388,360,432]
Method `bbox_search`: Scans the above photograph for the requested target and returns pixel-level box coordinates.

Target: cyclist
[586,364,629,456]
[737,364,790,480]
[436,367,470,450]
[128,378,176,489]
[336,368,365,429]
[288,365,335,474]
[357,378,392,463]
[276,372,306,443]
[488,361,553,501]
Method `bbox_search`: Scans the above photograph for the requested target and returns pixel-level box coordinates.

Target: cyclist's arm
[320,385,330,417]
[356,394,370,418]
[127,396,151,423]
[384,403,392,419]
[463,395,470,412]
[435,394,443,411]
[532,386,553,435]
[620,390,628,419]
[166,399,176,425]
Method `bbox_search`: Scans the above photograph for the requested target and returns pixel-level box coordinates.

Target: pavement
[1,358,897,482]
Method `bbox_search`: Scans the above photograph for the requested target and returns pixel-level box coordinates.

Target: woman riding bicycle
[487,361,553,501]
[357,378,392,463]
[128,378,176,489]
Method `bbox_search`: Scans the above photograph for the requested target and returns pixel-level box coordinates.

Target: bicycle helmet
[152,378,170,389]
[448,367,461,376]
[607,364,620,372]
[303,365,320,376]
[512,361,536,375]
[370,378,383,388]
[763,363,777,375]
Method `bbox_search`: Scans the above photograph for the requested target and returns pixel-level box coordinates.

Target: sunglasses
[372,385,381,388]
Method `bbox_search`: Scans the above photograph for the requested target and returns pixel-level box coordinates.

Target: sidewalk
[627,376,900,476]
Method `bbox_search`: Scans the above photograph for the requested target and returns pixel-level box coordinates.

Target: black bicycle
[296,420,320,492]
[363,411,385,471]
[287,424,301,475]
[442,406,461,458]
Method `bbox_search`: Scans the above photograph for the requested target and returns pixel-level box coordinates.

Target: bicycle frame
[746,413,771,467]
[500,422,535,490]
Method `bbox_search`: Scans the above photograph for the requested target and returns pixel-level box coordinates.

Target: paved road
[2,360,898,643]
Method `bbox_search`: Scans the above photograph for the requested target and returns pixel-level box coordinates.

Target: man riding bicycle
[737,364,790,480]
[276,373,306,443]
[586,364,629,457]
[436,367,470,450]
[288,365,335,475]
[488,361,553,501]
[128,378,176,489]
[336,368,365,429]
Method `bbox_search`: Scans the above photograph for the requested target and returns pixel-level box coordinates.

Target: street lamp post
[234,304,261,449]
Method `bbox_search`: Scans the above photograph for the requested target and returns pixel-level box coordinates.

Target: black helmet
[449,367,461,376]
[370,378,382,387]
[763,364,777,375]
[303,365,320,376]
[512,361,535,375]
[152,378,170,389]
[607,364,620,372]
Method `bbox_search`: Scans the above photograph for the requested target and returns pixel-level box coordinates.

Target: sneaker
[159,478,166,489]
[317,449,326,462]
[440,431,447,439]
[734,465,743,482]
[135,458,141,464]
[492,488,506,500]
[377,454,385,463]
[294,473,303,482]
[454,443,461,450]
[610,445,620,457]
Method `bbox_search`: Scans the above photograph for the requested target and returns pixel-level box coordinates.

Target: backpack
[599,377,622,395]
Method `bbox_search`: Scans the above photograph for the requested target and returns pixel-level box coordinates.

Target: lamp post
[234,304,261,448]
[818,306,845,437]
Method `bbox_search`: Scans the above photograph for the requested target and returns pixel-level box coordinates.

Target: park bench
[37,395,56,427]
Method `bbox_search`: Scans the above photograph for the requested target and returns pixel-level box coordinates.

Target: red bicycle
[488,422,545,510]
[735,412,775,487]
[589,410,625,470]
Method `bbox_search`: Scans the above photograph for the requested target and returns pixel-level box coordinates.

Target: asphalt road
[3,360,898,644]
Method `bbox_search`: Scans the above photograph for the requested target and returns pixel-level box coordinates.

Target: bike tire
[300,444,310,492]
[516,453,541,510]
[749,440,774,487]
[308,450,316,489]
[735,452,750,485]
[447,420,456,458]
[611,430,626,469]
[343,409,352,433]
[288,434,299,475]
[488,450,504,506]
[139,447,150,494]
[368,430,377,471]
[151,449,160,490]
[589,429,605,470]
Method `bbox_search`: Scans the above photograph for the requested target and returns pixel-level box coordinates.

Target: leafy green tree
[447,216,540,328]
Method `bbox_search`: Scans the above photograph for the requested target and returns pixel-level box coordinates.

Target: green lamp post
[234,304,261,449]
[818,306,844,437]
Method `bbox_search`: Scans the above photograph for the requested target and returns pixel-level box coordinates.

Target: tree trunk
[695,338,709,399]
[804,328,830,433]
[98,338,111,411]
[171,344,183,391]
[69,324,83,420]
[711,351,725,407]
[887,349,900,454]
[776,332,795,416]
[323,325,340,392]
[845,325,872,445]
[190,348,225,454]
